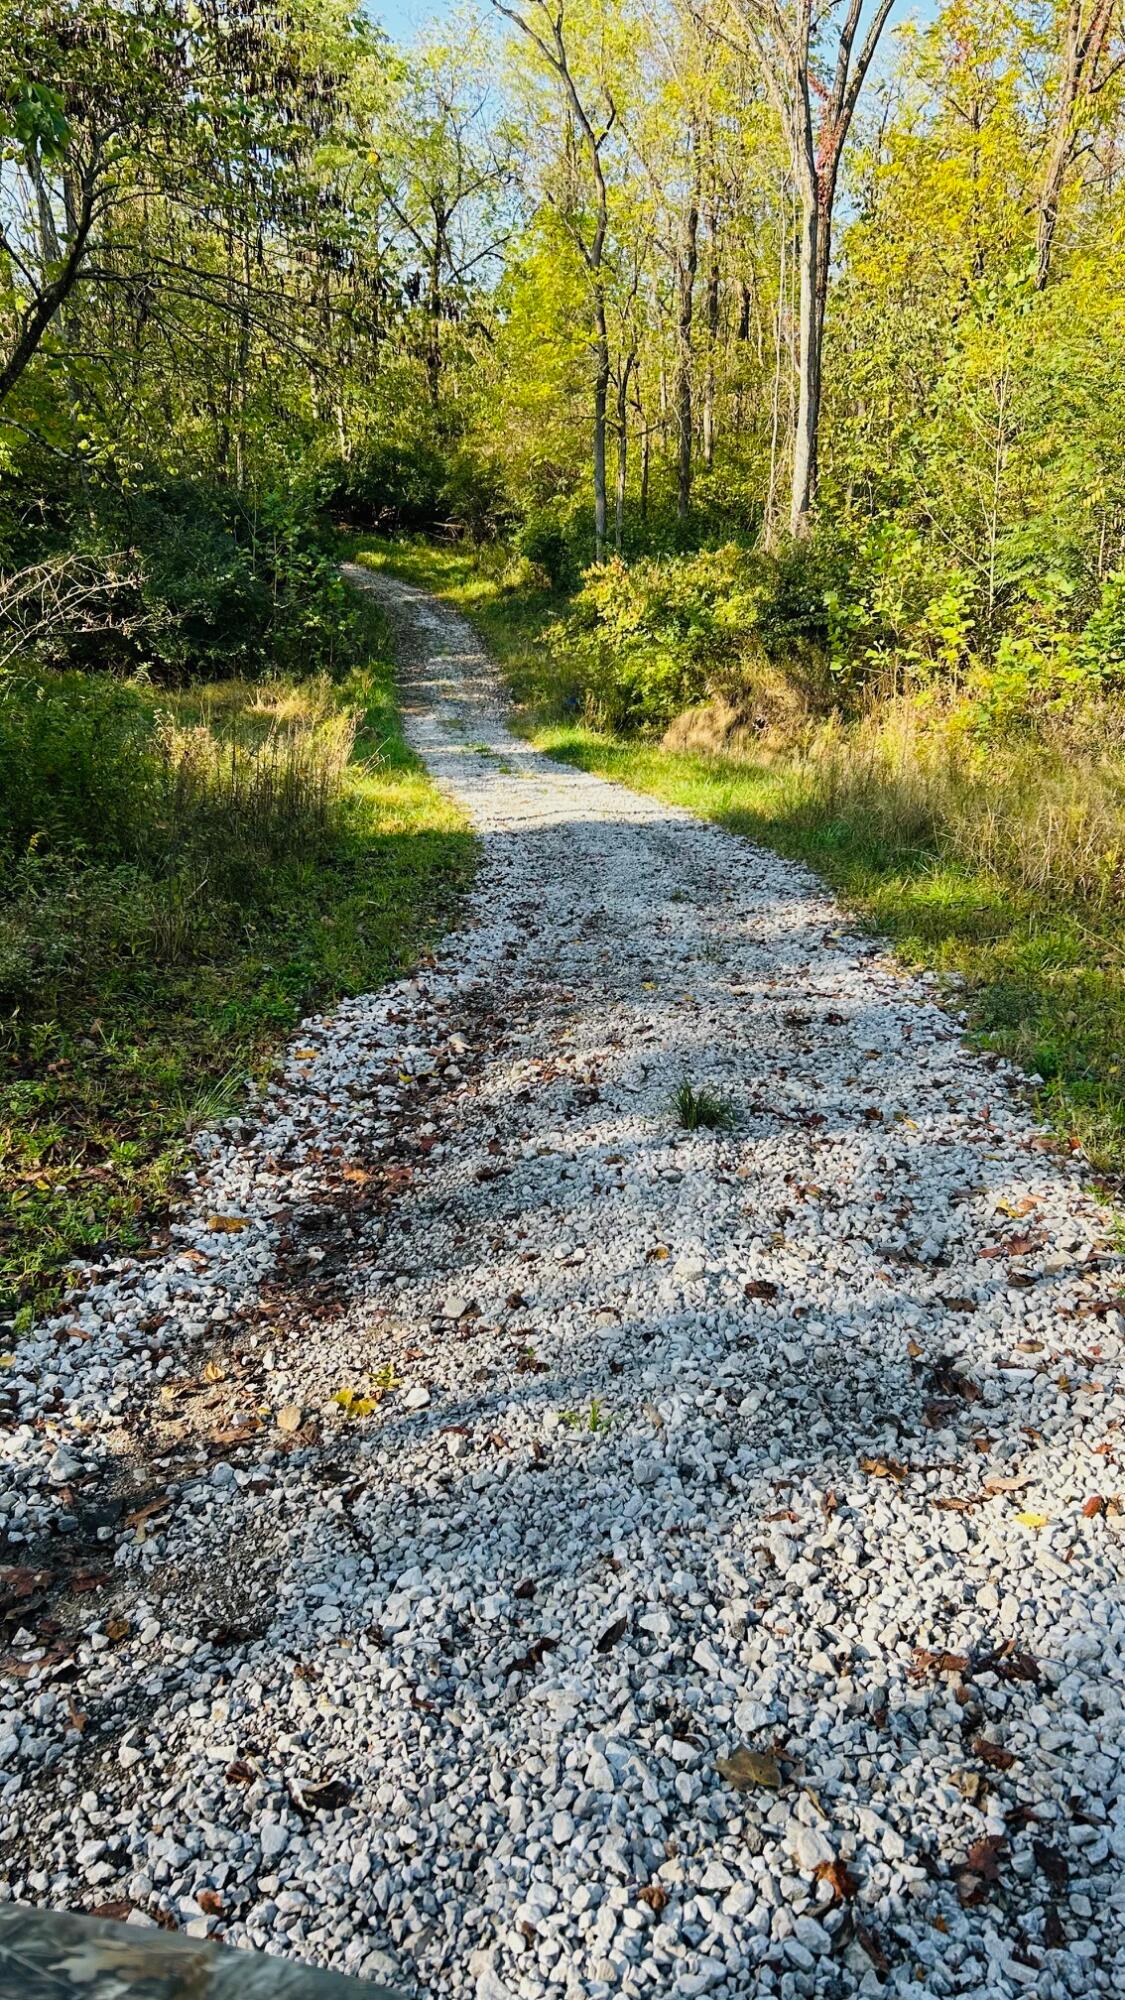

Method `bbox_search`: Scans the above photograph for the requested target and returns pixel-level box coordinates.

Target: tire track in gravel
[1,566,1123,2000]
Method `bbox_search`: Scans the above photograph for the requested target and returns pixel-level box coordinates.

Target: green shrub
[1075,570,1125,687]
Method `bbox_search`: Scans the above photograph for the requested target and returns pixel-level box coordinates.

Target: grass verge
[350,535,1124,1190]
[1,588,474,1331]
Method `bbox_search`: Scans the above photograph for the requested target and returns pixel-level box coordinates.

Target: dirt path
[2,569,1122,2000]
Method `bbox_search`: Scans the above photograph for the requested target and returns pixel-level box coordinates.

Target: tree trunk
[593,293,610,562]
[1034,0,1114,289]
[702,204,720,471]
[676,168,700,524]
[615,368,630,556]
[791,172,820,538]
[427,208,445,406]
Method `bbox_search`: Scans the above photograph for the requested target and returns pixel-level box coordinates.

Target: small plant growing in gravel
[674,1081,734,1132]
[560,1398,612,1434]
[334,1364,401,1417]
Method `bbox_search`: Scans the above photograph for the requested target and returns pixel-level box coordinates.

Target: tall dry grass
[777,700,1125,913]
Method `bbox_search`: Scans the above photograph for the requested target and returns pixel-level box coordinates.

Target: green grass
[350,536,1125,1191]
[1,590,474,1331]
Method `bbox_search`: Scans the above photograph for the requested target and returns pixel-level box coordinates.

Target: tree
[373,15,514,408]
[728,0,897,536]
[1035,0,1121,289]
[489,0,619,559]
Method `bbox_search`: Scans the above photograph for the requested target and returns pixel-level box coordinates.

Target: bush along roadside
[0,591,475,1333]
[348,536,1125,1193]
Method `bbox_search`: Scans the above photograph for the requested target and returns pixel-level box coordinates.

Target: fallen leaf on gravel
[861,1456,908,1482]
[0,1566,51,1611]
[202,1360,225,1383]
[854,1923,889,1976]
[953,1770,987,1804]
[647,1245,670,1262]
[941,1296,977,1314]
[90,1900,134,1921]
[1033,1840,1069,1889]
[928,1358,982,1403]
[815,1859,858,1901]
[302,1776,352,1811]
[982,1474,1030,1495]
[988,1645,1041,1684]
[973,1737,1015,1771]
[910,1648,970,1680]
[967,1836,1006,1877]
[1015,1510,1049,1530]
[226,1760,254,1784]
[596,1615,629,1653]
[104,1616,130,1643]
[957,1835,1008,1904]
[277,1403,303,1433]
[637,1883,667,1913]
[716,1746,781,1790]
[1043,1902,1066,1949]
[744,1279,779,1300]
[206,1215,250,1233]
[514,1579,535,1600]
[506,1636,557,1677]
[198,1889,225,1915]
[1081,1495,1105,1518]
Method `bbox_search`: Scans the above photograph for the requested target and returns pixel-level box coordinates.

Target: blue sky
[369,0,941,46]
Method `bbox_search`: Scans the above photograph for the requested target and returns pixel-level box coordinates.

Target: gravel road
[2,568,1122,2000]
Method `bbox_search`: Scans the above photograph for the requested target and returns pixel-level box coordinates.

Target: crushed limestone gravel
[1,566,1122,2000]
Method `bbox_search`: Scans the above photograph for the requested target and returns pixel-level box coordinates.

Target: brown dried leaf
[303,1776,352,1811]
[967,1835,1007,1880]
[854,1923,889,1976]
[744,1279,779,1301]
[815,1858,858,1902]
[910,1648,970,1681]
[637,1883,667,1914]
[1033,1840,1069,1889]
[206,1215,250,1233]
[506,1636,557,1677]
[972,1736,1015,1772]
[198,1889,225,1916]
[715,1746,782,1791]
[1043,1901,1066,1950]
[861,1456,908,1482]
[597,1615,629,1654]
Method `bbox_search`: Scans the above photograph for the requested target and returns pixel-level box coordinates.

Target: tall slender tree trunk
[1035,0,1115,289]
[702,201,720,471]
[615,363,631,556]
[593,290,610,561]
[426,212,445,407]
[676,158,700,525]
[791,166,820,538]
